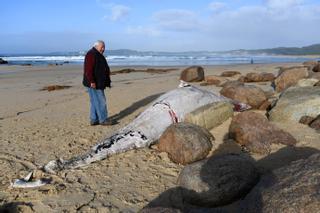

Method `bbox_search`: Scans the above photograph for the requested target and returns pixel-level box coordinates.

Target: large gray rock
[177,154,259,207]
[185,102,233,130]
[158,122,214,165]
[269,86,320,122]
[220,85,267,109]
[242,153,320,213]
[309,71,320,80]
[274,66,309,92]
[296,78,319,87]
[0,58,8,64]
[313,63,320,72]
[309,115,320,131]
[229,111,297,154]
[180,66,205,82]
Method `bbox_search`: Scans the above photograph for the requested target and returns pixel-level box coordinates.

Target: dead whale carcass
[43,82,249,174]
[11,82,250,188]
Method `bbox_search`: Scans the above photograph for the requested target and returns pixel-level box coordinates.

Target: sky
[1,0,320,53]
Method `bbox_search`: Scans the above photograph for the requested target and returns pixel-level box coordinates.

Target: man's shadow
[0,202,34,213]
[143,135,320,212]
[109,93,164,123]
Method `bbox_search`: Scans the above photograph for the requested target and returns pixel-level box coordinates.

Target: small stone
[180,66,205,82]
[299,116,315,125]
[220,71,241,77]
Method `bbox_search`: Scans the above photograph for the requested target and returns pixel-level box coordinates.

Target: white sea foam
[1,54,318,66]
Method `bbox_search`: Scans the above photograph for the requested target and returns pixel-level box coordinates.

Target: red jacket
[83,48,111,89]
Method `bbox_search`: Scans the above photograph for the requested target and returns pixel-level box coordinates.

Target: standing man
[83,40,114,126]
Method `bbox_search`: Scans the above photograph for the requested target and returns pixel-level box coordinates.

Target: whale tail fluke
[10,171,51,188]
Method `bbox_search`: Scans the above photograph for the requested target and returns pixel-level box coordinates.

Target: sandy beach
[0,63,319,212]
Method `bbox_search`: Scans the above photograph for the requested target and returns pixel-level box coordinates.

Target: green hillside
[247,44,320,55]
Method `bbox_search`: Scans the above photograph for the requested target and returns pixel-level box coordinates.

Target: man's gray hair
[93,40,105,47]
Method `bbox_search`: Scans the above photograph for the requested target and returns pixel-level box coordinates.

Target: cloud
[110,4,131,21]
[203,1,320,49]
[208,2,226,12]
[99,0,320,50]
[97,1,130,21]
[265,0,304,9]
[152,9,200,31]
[126,26,161,36]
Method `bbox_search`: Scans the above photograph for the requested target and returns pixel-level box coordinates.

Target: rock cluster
[145,61,319,211]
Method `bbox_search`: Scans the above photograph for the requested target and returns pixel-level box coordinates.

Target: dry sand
[0,63,319,212]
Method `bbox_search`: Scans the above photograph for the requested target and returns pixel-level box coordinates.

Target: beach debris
[157,122,214,165]
[268,86,320,123]
[220,71,241,77]
[242,153,320,212]
[10,171,51,188]
[274,66,309,92]
[40,85,72,91]
[180,66,205,82]
[229,111,297,154]
[177,154,259,207]
[220,84,267,109]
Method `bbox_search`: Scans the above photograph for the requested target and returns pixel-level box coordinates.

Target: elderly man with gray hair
[83,40,115,126]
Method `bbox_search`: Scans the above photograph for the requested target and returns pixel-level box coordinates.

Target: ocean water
[1,53,319,66]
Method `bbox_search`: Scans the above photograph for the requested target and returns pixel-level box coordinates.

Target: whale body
[43,82,249,174]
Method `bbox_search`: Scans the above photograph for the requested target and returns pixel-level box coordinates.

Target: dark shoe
[90,121,99,126]
[100,119,117,126]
